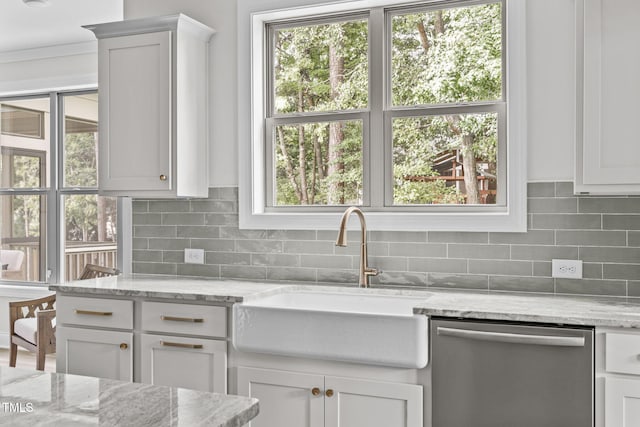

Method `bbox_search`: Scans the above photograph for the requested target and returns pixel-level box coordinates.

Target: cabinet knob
[325,389,334,397]
[159,174,167,181]
[311,387,321,396]
[120,343,128,350]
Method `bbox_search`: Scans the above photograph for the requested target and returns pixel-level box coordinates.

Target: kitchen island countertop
[0,366,258,426]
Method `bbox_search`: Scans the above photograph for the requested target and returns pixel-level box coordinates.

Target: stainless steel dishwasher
[431,318,593,427]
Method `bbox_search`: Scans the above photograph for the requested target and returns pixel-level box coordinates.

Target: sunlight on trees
[271,1,502,206]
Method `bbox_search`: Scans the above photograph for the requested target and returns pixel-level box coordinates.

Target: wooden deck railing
[1,241,117,282]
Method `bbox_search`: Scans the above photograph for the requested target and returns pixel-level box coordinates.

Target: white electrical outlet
[551,259,583,279]
[184,248,205,264]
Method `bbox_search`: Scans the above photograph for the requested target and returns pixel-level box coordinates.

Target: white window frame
[238,0,527,231]
[0,90,131,286]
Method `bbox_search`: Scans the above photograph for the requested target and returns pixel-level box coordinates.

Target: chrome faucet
[335,206,379,288]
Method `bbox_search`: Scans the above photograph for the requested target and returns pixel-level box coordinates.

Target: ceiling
[0,0,123,53]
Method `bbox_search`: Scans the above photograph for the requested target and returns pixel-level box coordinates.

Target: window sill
[239,208,527,232]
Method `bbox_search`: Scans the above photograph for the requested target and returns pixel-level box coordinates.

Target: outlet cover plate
[551,259,583,279]
[184,248,205,264]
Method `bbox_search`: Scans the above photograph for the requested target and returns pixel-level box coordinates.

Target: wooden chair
[9,294,56,371]
[79,264,120,279]
[9,264,119,370]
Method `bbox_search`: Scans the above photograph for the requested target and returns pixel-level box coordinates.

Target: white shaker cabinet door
[605,377,640,426]
[576,0,640,193]
[324,375,423,427]
[57,326,133,382]
[98,31,172,192]
[237,366,324,427]
[140,334,226,393]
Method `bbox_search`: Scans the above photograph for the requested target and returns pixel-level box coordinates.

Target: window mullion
[369,7,385,208]
[47,92,60,284]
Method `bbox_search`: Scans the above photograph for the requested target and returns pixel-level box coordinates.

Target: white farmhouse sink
[232,291,429,369]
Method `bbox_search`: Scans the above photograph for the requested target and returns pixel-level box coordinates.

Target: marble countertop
[411,291,640,328]
[50,274,640,328]
[0,367,258,426]
[50,274,291,304]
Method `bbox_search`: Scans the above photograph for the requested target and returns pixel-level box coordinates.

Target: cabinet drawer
[606,332,640,375]
[141,301,226,338]
[57,295,133,329]
[140,333,227,393]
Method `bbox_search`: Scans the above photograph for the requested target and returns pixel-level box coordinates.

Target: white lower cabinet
[238,367,324,427]
[56,294,228,394]
[237,366,422,427]
[605,378,640,426]
[57,327,133,381]
[140,333,227,393]
[597,328,640,426]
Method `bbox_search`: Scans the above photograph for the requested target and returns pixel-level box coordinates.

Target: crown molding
[0,41,97,64]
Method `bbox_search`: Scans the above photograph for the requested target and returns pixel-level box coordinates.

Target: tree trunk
[297,79,309,204]
[327,32,345,205]
[417,21,430,53]
[277,127,303,203]
[434,10,445,35]
[297,124,309,205]
[461,134,479,204]
[310,133,320,205]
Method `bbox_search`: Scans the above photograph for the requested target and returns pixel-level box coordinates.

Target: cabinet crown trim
[83,14,215,41]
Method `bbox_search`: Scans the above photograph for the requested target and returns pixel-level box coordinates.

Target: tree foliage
[63,131,116,242]
[273,1,502,206]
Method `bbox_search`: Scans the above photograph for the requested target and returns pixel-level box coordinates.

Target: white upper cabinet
[85,14,214,198]
[575,0,640,194]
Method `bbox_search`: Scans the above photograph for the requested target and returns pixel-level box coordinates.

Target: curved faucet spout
[335,207,379,288]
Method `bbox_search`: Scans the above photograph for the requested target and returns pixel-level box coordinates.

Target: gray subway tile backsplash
[603,215,640,230]
[579,197,640,214]
[555,278,627,297]
[489,276,554,294]
[531,213,602,230]
[428,231,488,244]
[527,182,555,197]
[468,259,532,276]
[555,230,626,247]
[554,182,575,197]
[408,258,467,274]
[132,182,640,297]
[428,273,488,290]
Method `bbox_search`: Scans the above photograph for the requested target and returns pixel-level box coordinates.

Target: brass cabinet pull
[120,343,128,350]
[311,387,321,396]
[160,340,203,349]
[325,389,334,398]
[159,174,167,181]
[75,309,113,316]
[160,315,204,323]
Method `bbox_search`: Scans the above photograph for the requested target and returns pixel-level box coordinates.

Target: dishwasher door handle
[436,326,585,347]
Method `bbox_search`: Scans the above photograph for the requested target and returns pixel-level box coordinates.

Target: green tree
[273,19,367,206]
[273,2,502,206]
[392,3,501,204]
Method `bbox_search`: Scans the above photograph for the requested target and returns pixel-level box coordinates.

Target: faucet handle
[365,267,380,277]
